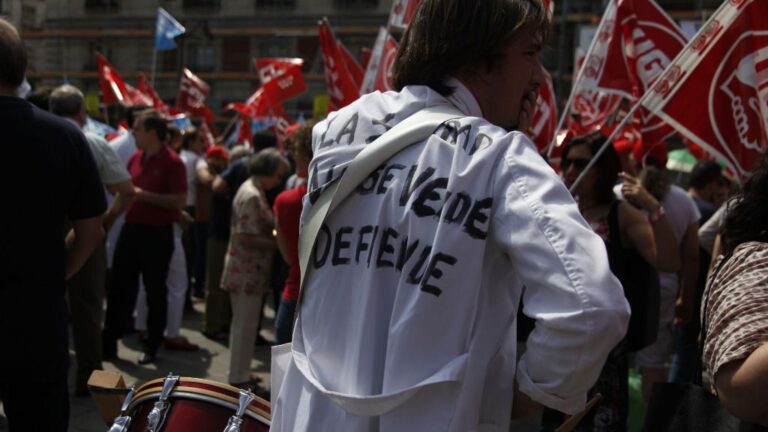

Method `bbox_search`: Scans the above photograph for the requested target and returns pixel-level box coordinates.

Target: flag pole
[546,0,614,158]
[151,48,158,88]
[568,4,715,193]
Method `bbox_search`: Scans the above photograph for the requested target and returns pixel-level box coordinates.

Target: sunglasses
[561,157,591,170]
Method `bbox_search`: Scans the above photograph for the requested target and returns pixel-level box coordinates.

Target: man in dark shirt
[0,18,106,431]
[102,109,187,364]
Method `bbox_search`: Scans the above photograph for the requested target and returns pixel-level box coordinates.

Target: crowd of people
[2,0,768,429]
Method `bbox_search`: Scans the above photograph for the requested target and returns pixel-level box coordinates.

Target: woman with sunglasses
[559,132,680,431]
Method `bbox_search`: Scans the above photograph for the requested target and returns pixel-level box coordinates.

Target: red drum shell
[127,377,270,431]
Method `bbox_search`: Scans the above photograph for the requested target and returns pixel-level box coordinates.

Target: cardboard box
[87,370,129,425]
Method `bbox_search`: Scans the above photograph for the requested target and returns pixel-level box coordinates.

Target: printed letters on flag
[155,7,186,51]
[318,18,361,111]
[95,53,129,105]
[641,0,768,178]
[177,68,214,121]
[567,49,623,136]
[388,0,420,30]
[530,68,558,152]
[577,0,688,145]
[254,58,307,103]
[361,27,399,94]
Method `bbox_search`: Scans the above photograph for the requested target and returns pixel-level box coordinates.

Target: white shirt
[109,131,137,167]
[179,149,201,207]
[614,184,700,293]
[270,83,630,431]
[64,118,130,186]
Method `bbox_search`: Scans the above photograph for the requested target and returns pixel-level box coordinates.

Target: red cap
[206,145,229,161]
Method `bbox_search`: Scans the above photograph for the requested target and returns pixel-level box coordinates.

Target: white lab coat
[271,82,630,432]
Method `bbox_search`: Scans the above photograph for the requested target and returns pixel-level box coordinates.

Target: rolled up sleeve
[492,134,630,415]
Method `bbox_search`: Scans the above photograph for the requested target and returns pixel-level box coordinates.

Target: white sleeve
[699,202,728,254]
[491,133,630,415]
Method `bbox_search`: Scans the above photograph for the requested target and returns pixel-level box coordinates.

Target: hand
[674,295,693,327]
[179,210,194,229]
[511,385,543,420]
[519,89,539,134]
[619,172,659,211]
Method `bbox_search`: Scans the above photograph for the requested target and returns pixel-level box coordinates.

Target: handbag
[607,200,661,352]
[271,104,464,406]
[641,257,768,432]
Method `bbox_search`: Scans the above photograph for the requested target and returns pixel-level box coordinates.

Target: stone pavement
[0,298,275,432]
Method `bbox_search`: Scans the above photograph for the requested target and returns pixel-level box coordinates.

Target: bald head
[0,18,27,91]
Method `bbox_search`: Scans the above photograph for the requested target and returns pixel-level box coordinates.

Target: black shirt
[0,96,106,381]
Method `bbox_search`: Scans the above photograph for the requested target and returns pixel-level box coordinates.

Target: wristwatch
[649,205,666,222]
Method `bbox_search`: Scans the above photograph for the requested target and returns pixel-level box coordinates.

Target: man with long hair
[270,1,629,430]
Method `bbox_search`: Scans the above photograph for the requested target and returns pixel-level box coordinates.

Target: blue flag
[155,7,185,51]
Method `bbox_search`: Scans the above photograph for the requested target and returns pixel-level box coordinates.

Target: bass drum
[126,376,270,431]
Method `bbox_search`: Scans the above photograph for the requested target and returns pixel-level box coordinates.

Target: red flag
[124,83,154,107]
[339,44,364,89]
[578,0,688,145]
[254,58,307,103]
[236,115,253,147]
[318,18,360,111]
[566,49,623,136]
[95,53,130,105]
[177,68,215,121]
[137,73,169,113]
[226,87,285,119]
[361,48,373,72]
[641,0,768,178]
[530,68,558,152]
[388,0,421,30]
[361,28,400,94]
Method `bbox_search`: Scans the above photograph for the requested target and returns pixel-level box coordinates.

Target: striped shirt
[703,241,768,386]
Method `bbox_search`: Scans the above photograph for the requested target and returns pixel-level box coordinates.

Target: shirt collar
[445,77,483,118]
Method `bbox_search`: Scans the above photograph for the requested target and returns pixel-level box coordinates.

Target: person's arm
[710,234,723,271]
[274,216,291,264]
[212,175,228,194]
[675,222,700,326]
[714,343,768,426]
[134,187,186,210]
[65,216,105,279]
[103,180,136,231]
[495,133,630,415]
[619,172,681,273]
[196,162,216,187]
[620,201,659,267]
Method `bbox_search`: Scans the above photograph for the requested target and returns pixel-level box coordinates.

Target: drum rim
[131,379,271,422]
[130,389,271,424]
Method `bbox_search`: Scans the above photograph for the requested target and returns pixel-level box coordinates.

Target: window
[188,44,216,73]
[255,0,296,7]
[183,0,221,10]
[85,0,120,10]
[222,37,250,72]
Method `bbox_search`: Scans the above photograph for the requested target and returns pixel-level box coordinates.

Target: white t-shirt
[109,131,137,167]
[614,183,700,293]
[270,83,630,432]
[179,149,201,207]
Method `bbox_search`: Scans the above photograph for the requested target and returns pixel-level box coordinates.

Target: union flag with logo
[137,73,170,114]
[641,0,768,178]
[254,58,307,103]
[360,27,400,94]
[530,67,558,152]
[577,0,688,146]
[177,68,215,122]
[318,18,361,111]
[95,53,130,105]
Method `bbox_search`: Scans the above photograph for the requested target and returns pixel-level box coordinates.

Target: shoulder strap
[297,104,464,304]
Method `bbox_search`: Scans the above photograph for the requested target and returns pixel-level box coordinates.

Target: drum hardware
[145,374,179,432]
[222,389,256,432]
[107,386,136,432]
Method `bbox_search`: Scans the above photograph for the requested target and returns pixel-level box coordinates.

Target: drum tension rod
[146,373,180,432]
[223,389,256,432]
[107,386,136,432]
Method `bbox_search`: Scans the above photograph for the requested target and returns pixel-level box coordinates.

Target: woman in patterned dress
[702,153,768,427]
[221,148,290,386]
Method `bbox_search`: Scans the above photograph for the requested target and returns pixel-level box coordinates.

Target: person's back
[0,18,106,431]
[270,2,630,430]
